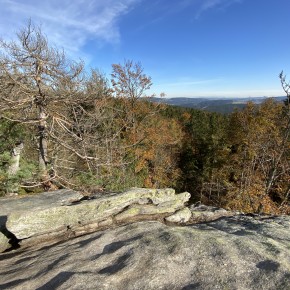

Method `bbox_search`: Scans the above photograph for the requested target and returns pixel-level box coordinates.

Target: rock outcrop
[1,189,289,289]
[1,216,290,289]
[0,188,191,252]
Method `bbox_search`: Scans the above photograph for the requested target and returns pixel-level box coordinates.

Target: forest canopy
[0,22,289,215]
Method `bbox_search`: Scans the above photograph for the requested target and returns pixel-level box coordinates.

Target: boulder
[0,188,190,252]
[0,215,290,289]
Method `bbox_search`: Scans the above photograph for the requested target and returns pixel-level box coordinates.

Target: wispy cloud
[195,0,243,19]
[0,0,242,57]
[0,0,140,57]
[145,0,242,20]
[134,0,243,31]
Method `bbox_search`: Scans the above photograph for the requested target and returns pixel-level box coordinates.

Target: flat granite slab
[0,217,290,290]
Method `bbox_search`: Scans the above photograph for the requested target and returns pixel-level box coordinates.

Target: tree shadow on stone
[91,234,142,261]
[34,253,70,279]
[182,282,201,290]
[0,278,29,289]
[77,233,103,248]
[192,216,266,237]
[98,251,132,275]
[36,271,75,290]
[256,260,280,272]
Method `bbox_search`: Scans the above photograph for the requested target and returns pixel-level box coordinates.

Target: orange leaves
[181,112,191,123]
[120,98,183,188]
[110,60,182,188]
[226,188,280,214]
[225,99,290,214]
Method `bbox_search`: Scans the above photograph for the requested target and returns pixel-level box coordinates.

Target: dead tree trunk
[7,141,24,194]
[38,108,48,180]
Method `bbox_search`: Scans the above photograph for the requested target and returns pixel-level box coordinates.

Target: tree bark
[38,108,48,180]
[7,142,24,194]
[7,142,24,176]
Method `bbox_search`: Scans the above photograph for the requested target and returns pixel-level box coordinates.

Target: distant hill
[150,96,285,114]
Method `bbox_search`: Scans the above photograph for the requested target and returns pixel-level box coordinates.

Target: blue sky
[0,0,290,98]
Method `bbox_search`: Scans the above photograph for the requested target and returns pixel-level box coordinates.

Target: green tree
[177,109,230,204]
[0,120,36,195]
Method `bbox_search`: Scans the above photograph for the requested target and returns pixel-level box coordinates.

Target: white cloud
[0,0,140,58]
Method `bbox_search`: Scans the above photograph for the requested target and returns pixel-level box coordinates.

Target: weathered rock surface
[189,204,236,223]
[0,188,190,252]
[1,216,290,290]
[0,189,84,215]
[1,188,289,289]
[165,207,192,223]
[0,232,9,253]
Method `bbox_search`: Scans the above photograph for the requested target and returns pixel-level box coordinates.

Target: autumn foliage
[0,23,289,215]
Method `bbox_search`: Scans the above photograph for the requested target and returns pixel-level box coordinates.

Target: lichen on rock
[0,188,191,252]
[165,207,192,223]
[0,231,10,252]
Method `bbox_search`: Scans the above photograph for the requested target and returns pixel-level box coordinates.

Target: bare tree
[0,21,84,183]
[111,60,152,99]
[276,71,290,210]
[111,60,158,135]
[280,71,290,108]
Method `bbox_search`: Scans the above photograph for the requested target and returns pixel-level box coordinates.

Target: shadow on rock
[256,260,280,272]
[98,251,132,275]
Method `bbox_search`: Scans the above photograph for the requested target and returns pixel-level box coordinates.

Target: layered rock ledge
[0,188,193,252]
